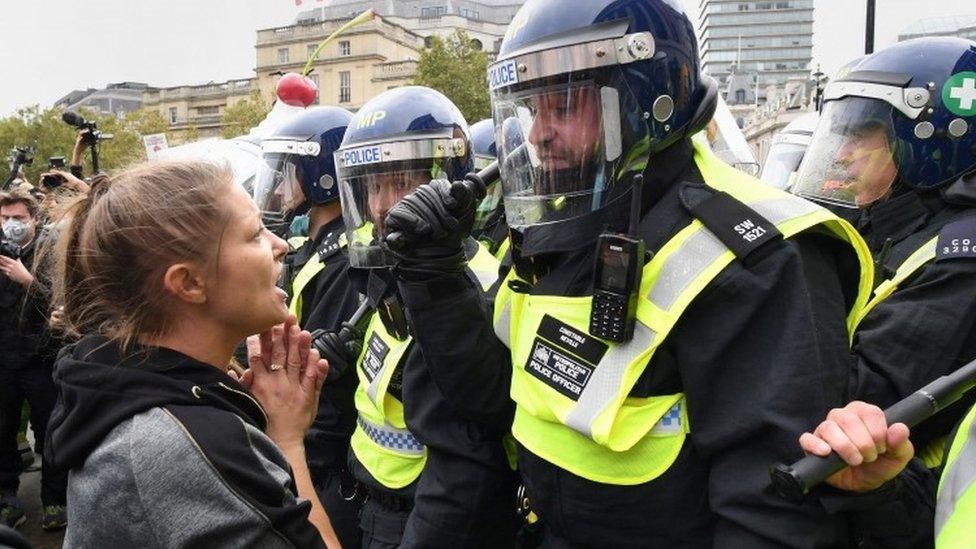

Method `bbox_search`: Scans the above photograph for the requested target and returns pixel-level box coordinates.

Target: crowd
[1,0,976,548]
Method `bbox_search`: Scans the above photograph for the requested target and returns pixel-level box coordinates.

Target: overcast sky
[0,0,972,116]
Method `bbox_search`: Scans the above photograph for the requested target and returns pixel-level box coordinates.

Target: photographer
[0,189,67,531]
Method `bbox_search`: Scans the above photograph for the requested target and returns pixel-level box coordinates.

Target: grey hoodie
[45,336,325,549]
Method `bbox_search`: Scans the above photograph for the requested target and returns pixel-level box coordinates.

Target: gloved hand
[384,178,482,271]
[310,322,365,382]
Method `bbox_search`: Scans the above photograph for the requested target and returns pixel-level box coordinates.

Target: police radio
[590,175,646,343]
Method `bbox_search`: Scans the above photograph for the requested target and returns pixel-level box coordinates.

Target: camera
[7,146,34,170]
[41,157,67,189]
[0,239,21,260]
[62,111,113,145]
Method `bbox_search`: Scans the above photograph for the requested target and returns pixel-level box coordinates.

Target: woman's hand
[799,401,914,493]
[244,315,329,449]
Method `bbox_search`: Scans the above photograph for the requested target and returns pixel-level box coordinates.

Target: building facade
[898,15,976,42]
[255,16,423,111]
[54,82,155,117]
[141,78,258,140]
[296,0,524,53]
[697,0,814,91]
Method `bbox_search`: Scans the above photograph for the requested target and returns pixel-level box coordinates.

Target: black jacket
[46,336,324,548]
[288,218,363,476]
[397,139,869,547]
[849,186,976,451]
[0,231,54,367]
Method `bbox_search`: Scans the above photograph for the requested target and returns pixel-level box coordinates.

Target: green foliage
[221,93,270,138]
[413,30,491,124]
[0,106,174,182]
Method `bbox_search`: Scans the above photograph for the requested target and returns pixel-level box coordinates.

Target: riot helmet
[335,86,473,268]
[487,0,717,232]
[794,37,976,209]
[470,119,503,232]
[253,106,353,235]
[760,112,819,190]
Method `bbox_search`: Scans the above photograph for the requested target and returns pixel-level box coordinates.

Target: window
[339,40,351,56]
[735,89,747,104]
[197,106,219,115]
[424,36,434,48]
[169,107,177,124]
[339,71,351,103]
[460,7,480,19]
[307,44,318,60]
[309,74,320,105]
[277,48,290,63]
[471,38,483,51]
[420,6,447,18]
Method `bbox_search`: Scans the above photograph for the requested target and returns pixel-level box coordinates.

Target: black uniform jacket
[849,183,976,451]
[290,217,362,476]
[396,139,872,547]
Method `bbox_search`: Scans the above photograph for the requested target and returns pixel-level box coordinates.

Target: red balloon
[276,73,318,107]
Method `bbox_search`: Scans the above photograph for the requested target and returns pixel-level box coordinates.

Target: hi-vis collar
[488,23,655,93]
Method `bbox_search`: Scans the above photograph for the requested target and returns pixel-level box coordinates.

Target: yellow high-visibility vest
[492,142,873,485]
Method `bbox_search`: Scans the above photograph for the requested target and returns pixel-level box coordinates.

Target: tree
[413,30,491,123]
[221,93,270,138]
[0,105,176,183]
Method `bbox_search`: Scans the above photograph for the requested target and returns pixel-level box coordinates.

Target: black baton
[771,357,976,503]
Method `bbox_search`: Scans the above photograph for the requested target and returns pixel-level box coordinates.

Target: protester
[0,189,68,531]
[43,161,339,547]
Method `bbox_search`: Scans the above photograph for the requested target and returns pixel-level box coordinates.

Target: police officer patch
[361,333,389,382]
[937,216,976,261]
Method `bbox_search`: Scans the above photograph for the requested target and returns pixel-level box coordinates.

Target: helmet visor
[760,141,808,190]
[793,97,899,208]
[253,153,306,235]
[336,138,467,268]
[492,79,646,229]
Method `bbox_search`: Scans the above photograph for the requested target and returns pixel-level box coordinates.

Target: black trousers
[0,355,67,506]
[359,496,410,549]
[400,448,519,549]
[314,467,365,549]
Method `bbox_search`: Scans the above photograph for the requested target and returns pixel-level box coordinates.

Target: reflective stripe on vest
[493,142,874,485]
[852,236,938,330]
[935,405,976,547]
[357,416,424,456]
[351,243,501,489]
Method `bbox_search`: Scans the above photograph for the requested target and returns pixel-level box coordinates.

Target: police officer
[334,86,515,548]
[252,105,365,547]
[382,1,878,546]
[469,119,510,260]
[793,37,976,464]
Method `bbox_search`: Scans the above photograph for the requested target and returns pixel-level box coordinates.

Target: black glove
[310,322,365,382]
[384,178,482,271]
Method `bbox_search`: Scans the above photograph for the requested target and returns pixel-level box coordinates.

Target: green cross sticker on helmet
[943,71,976,117]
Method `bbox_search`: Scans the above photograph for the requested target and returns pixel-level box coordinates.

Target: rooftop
[900,14,976,36]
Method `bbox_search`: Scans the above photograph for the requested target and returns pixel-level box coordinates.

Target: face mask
[2,219,31,244]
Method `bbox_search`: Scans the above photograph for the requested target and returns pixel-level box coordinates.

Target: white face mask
[2,219,32,244]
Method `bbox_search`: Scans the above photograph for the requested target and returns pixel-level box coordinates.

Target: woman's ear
[162,263,208,305]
